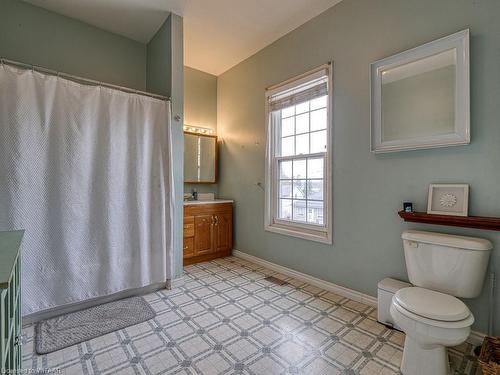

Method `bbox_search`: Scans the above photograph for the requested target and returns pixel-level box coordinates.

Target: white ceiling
[22,0,343,76]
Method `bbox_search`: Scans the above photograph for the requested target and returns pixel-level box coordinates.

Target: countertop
[183,199,234,206]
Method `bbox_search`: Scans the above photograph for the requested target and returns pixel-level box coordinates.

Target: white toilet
[390,230,492,375]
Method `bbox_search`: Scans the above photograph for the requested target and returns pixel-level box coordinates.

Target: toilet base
[401,336,450,375]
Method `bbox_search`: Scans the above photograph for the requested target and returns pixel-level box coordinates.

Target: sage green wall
[146,17,172,97]
[185,67,217,132]
[0,0,146,90]
[147,14,185,279]
[184,66,218,195]
[217,0,500,335]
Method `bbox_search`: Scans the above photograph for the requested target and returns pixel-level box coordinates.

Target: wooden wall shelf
[398,211,500,231]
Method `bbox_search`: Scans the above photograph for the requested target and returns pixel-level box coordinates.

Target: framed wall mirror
[370,29,470,153]
[184,132,218,183]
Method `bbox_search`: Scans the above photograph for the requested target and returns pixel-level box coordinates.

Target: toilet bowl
[390,287,474,375]
[390,230,492,375]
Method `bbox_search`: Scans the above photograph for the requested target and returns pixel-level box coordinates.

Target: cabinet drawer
[183,237,195,258]
[183,216,195,237]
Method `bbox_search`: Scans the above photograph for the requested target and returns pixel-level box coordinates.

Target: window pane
[293,159,306,179]
[307,158,323,179]
[311,108,327,131]
[293,200,307,222]
[281,136,295,156]
[279,180,292,198]
[310,130,327,153]
[279,199,292,220]
[295,113,309,134]
[281,106,294,118]
[307,179,323,200]
[293,180,306,199]
[296,133,309,155]
[282,117,294,137]
[295,101,309,115]
[311,95,327,110]
[307,201,324,225]
[280,160,292,179]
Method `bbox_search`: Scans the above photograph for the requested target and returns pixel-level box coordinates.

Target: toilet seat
[392,287,474,329]
[395,287,470,321]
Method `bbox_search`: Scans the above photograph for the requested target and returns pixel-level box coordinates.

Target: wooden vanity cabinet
[183,202,232,265]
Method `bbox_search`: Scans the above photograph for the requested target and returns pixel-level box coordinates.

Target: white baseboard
[232,249,377,307]
[232,249,486,346]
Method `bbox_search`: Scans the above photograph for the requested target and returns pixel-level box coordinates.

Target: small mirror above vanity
[184,130,217,184]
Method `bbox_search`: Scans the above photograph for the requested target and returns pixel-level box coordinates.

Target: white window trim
[264,63,333,244]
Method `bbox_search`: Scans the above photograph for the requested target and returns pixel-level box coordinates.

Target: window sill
[265,222,332,244]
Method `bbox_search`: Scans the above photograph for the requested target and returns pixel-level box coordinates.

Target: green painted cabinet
[0,230,23,372]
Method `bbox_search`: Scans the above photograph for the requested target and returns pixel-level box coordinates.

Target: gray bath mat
[35,296,155,354]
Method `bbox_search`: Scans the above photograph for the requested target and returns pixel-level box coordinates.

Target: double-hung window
[265,65,332,243]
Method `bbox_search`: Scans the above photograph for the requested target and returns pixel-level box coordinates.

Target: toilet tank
[402,230,492,298]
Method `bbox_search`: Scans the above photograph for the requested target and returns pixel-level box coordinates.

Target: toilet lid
[394,287,471,321]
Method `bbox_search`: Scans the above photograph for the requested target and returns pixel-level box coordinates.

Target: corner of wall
[146,13,185,280]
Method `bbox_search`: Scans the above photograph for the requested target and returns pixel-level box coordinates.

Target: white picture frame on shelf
[370,29,470,153]
[427,184,469,216]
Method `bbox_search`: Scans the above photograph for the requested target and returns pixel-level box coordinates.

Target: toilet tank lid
[402,230,492,251]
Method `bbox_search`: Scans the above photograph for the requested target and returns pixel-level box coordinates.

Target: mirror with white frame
[370,29,470,153]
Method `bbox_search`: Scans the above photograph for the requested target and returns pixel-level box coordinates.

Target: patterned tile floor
[23,256,480,374]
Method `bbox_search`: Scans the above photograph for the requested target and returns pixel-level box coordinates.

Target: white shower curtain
[0,64,174,315]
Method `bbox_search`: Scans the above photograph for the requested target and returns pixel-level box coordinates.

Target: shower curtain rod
[0,57,171,102]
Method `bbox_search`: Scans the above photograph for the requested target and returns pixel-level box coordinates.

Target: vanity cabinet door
[194,215,214,255]
[214,213,232,253]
